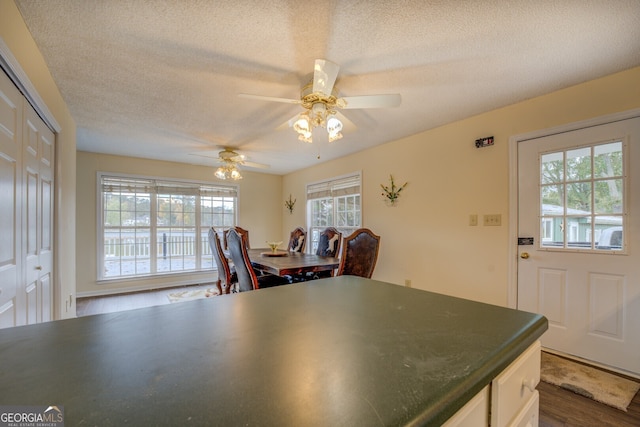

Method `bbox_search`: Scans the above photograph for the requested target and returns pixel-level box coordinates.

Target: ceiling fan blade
[313,59,340,96]
[189,152,219,160]
[238,93,301,104]
[339,93,401,109]
[242,160,270,169]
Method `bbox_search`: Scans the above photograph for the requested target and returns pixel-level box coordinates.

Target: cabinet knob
[522,378,536,392]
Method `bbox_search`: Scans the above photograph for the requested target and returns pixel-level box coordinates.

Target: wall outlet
[469,214,478,226]
[404,279,412,288]
[483,214,502,226]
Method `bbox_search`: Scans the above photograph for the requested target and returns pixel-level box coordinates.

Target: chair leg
[214,279,222,295]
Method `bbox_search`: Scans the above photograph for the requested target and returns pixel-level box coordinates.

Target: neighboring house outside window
[99,174,237,280]
[306,172,361,254]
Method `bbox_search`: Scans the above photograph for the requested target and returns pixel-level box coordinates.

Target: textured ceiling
[14,0,640,175]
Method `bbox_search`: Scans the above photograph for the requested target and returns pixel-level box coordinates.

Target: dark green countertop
[0,276,547,426]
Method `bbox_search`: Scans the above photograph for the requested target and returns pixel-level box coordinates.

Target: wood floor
[77,287,640,426]
[539,379,640,427]
[76,283,216,316]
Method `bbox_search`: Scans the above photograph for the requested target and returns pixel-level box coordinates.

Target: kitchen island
[0,276,547,426]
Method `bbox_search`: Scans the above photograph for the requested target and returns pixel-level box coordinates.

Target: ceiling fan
[239,59,401,143]
[191,147,269,180]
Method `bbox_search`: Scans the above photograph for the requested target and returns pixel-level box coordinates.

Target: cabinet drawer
[510,391,539,427]
[491,340,541,427]
[443,385,489,426]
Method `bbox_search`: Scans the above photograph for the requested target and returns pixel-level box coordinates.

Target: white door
[517,116,640,375]
[20,102,54,325]
[0,67,22,328]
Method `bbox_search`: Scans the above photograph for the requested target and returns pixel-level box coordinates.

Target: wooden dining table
[247,248,339,277]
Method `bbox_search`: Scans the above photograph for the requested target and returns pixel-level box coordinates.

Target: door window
[539,140,626,252]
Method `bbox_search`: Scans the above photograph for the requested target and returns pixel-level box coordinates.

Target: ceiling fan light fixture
[293,113,311,134]
[293,102,344,143]
[215,167,227,180]
[328,131,343,143]
[298,133,312,143]
[215,163,242,180]
[327,115,343,142]
[230,168,242,180]
[240,58,401,146]
[327,116,342,132]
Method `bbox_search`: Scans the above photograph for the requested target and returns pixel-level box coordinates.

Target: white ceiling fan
[190,147,269,180]
[239,59,401,143]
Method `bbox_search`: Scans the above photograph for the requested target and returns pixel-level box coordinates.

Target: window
[99,174,237,280]
[539,140,626,252]
[306,172,361,253]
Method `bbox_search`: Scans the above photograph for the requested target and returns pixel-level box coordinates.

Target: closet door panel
[0,70,22,324]
[22,103,54,326]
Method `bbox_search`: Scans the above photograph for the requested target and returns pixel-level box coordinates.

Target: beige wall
[283,66,640,306]
[1,1,77,318]
[7,0,638,308]
[76,152,283,296]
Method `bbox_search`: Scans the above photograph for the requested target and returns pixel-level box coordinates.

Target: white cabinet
[491,340,541,426]
[443,385,490,426]
[445,340,541,426]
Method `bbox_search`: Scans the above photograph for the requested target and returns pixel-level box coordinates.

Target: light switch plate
[483,214,502,226]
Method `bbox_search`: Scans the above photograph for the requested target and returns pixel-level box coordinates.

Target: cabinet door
[491,341,541,427]
[0,70,22,328]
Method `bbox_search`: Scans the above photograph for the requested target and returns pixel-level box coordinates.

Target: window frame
[306,171,362,254]
[538,139,628,254]
[97,172,238,281]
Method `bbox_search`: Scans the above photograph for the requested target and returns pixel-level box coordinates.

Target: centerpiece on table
[266,241,283,253]
[262,241,287,257]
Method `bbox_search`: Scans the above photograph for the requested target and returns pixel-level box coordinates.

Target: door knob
[520,252,530,259]
[35,266,43,270]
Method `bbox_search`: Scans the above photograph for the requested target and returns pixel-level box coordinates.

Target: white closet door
[21,99,54,325]
[0,70,22,328]
[0,69,55,328]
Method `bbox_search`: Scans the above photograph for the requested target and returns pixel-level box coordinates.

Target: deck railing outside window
[99,174,237,280]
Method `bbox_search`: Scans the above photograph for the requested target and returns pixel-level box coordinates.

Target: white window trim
[537,139,627,254]
[96,172,239,281]
[306,171,362,254]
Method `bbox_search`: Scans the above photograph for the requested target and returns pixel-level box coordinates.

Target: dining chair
[302,227,342,281]
[213,227,227,250]
[317,227,342,257]
[226,228,291,292]
[336,228,381,279]
[287,227,307,252]
[234,226,250,249]
[224,226,250,250]
[208,227,237,294]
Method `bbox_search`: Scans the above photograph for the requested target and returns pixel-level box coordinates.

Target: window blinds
[101,176,238,197]
[306,173,361,200]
